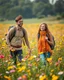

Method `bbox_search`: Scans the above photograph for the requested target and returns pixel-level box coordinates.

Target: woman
[37,23,54,64]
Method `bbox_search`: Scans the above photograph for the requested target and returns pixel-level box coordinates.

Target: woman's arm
[46,33,54,45]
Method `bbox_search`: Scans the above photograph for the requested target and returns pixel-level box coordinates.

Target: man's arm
[23,29,31,54]
[24,29,30,48]
[6,28,14,47]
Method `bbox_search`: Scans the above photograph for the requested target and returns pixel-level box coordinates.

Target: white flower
[6,71,9,74]
[33,55,36,58]
[58,71,64,75]
[39,75,42,78]
[5,60,8,62]
[22,58,26,61]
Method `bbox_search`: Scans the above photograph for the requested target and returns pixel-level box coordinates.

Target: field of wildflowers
[0,23,64,80]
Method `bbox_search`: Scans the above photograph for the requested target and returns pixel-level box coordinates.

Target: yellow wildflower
[39,75,48,80]
[47,57,52,63]
[52,75,59,80]
[28,55,36,60]
[8,66,14,70]
[8,62,11,65]
[17,63,21,66]
[39,52,43,54]
[51,69,54,73]
[7,65,15,70]
[4,75,11,80]
[18,66,26,72]
[2,41,6,47]
[58,57,62,61]
[27,69,30,73]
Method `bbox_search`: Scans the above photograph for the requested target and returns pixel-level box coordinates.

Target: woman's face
[40,24,46,31]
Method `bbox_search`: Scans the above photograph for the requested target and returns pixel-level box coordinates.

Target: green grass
[0,17,64,24]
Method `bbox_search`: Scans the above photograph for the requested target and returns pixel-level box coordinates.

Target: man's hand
[28,48,31,56]
[24,49,31,60]
[28,48,31,53]
[38,54,40,58]
[9,46,15,51]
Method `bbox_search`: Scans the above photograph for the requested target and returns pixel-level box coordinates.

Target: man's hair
[15,15,22,22]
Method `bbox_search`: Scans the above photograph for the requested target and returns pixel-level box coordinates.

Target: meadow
[0,18,64,80]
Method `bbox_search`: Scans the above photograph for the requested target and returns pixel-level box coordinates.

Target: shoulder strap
[38,33,40,40]
[22,28,25,37]
[9,27,16,42]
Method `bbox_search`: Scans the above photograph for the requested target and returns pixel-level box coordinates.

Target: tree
[6,6,23,20]
[0,0,12,19]
[55,0,64,14]
[11,0,18,6]
[32,2,45,17]
[34,0,49,3]
[22,5,33,18]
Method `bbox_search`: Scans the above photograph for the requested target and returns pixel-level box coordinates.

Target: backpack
[38,33,55,50]
[6,26,25,43]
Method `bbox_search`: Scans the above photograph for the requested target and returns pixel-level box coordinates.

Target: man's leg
[17,50,23,62]
[10,50,17,64]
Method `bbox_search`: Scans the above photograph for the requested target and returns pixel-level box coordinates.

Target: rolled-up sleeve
[24,30,30,49]
[6,28,14,46]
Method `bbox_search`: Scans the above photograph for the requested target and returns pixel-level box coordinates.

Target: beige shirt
[6,26,30,50]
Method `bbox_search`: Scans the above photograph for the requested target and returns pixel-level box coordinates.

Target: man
[6,15,31,64]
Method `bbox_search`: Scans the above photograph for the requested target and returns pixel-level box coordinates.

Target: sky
[30,0,57,4]
[49,0,57,4]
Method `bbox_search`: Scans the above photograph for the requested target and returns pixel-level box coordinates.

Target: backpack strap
[21,27,26,45]
[38,33,55,50]
[38,33,40,40]
[22,27,25,37]
[9,27,16,42]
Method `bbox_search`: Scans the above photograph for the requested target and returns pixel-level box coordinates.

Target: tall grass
[0,22,64,80]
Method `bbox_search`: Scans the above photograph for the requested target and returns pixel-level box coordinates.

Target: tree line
[0,0,64,20]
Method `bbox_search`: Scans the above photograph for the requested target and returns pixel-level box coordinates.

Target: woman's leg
[47,52,51,58]
[40,53,46,65]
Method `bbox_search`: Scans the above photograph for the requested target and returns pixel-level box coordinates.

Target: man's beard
[18,24,21,27]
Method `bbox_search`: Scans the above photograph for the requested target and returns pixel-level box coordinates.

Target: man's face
[17,19,23,27]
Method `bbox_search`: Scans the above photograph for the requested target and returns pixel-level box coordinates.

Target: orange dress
[38,31,52,54]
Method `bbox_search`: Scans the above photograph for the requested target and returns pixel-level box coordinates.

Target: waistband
[11,45,21,48]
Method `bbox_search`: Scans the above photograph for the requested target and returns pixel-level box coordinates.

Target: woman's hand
[45,36,53,45]
[45,36,48,41]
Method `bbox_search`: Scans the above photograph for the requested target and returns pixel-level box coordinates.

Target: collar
[16,25,22,30]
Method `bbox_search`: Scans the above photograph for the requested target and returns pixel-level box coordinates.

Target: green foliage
[0,18,5,21]
[37,15,45,19]
[32,2,45,17]
[55,0,64,14]
[6,6,23,20]
[0,0,64,19]
[56,13,64,20]
[61,13,64,18]
[56,15,62,20]
[34,0,49,3]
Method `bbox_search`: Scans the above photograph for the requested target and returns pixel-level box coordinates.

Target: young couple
[6,15,54,65]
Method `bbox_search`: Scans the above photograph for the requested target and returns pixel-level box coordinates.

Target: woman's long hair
[38,23,51,40]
